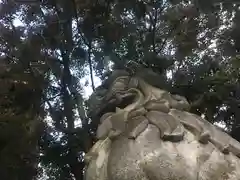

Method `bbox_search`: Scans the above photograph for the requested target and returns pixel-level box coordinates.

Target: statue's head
[87,69,131,119]
[87,68,191,144]
[88,68,188,121]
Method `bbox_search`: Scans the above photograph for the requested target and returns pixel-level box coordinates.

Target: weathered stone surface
[84,69,240,180]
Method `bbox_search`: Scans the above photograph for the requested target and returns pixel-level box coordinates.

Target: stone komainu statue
[84,69,240,180]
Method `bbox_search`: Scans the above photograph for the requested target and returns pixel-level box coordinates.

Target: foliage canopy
[0,0,240,179]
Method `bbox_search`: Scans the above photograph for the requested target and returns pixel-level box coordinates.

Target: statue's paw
[198,131,211,144]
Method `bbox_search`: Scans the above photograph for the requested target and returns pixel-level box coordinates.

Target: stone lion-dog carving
[84,69,240,180]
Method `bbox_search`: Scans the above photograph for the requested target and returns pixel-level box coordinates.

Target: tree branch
[152,8,158,53]
[71,0,95,91]
[157,16,186,54]
[41,93,62,105]
[87,44,95,91]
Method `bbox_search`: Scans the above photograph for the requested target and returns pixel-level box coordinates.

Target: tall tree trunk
[87,43,95,91]
[58,1,84,179]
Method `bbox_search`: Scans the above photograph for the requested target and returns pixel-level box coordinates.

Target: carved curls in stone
[102,70,129,89]
[145,110,185,142]
[144,99,170,113]
[169,109,211,144]
[97,108,128,140]
[104,76,131,102]
[96,87,146,140]
[137,78,168,103]
[117,87,145,114]
[126,116,149,139]
[190,113,240,157]
[168,94,190,111]
[128,107,147,119]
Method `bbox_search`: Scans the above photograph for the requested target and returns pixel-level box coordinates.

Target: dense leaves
[1,0,240,179]
[0,21,46,179]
